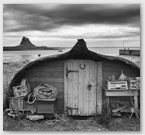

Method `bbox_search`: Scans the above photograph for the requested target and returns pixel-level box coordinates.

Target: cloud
[3,23,140,40]
[3,4,140,32]
[3,4,140,47]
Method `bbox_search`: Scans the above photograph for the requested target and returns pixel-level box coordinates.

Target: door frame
[64,59,102,115]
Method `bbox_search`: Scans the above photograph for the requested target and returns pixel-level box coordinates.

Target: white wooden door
[64,60,102,116]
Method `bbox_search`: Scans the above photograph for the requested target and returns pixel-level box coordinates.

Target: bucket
[9,97,24,111]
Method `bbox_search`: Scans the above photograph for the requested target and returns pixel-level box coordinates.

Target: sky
[3,4,140,47]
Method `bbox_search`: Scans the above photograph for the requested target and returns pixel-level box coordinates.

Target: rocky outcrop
[3,37,59,51]
[18,37,36,49]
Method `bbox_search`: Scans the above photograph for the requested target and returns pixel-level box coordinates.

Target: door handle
[87,83,98,90]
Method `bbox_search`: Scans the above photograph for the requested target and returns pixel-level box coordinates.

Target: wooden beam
[134,96,138,111]
[96,62,102,115]
[106,97,111,117]
[64,61,68,114]
[105,90,138,97]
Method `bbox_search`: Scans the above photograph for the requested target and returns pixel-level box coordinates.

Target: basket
[13,79,30,97]
[13,86,28,97]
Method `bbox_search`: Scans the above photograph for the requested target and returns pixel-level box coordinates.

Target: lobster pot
[12,79,30,98]
[13,86,28,97]
[9,97,24,111]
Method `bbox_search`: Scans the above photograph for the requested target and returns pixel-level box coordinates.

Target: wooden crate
[9,97,24,111]
[36,99,56,114]
[129,78,140,89]
[107,81,128,90]
[24,100,37,111]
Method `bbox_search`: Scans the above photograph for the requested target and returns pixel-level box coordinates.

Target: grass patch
[3,61,30,109]
[109,114,140,131]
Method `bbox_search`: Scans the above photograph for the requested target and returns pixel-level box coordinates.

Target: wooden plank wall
[12,59,140,115]
[96,62,102,115]
[23,60,65,113]
[102,60,139,87]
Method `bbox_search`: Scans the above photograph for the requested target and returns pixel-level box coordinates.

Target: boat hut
[8,39,140,116]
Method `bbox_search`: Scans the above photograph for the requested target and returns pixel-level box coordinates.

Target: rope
[27,93,36,104]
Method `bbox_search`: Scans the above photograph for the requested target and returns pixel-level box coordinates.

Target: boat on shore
[58,50,63,52]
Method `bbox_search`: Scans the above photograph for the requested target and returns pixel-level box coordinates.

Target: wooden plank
[106,97,111,117]
[103,61,127,66]
[88,62,92,115]
[67,60,72,115]
[105,90,139,97]
[70,60,75,114]
[72,61,79,115]
[71,61,75,115]
[88,61,92,115]
[103,70,137,75]
[27,77,64,83]
[25,71,64,78]
[27,66,64,72]
[103,62,135,70]
[103,65,129,71]
[78,60,84,115]
[96,62,102,115]
[33,61,64,68]
[93,61,97,115]
[64,60,80,115]
[134,95,138,111]
[64,61,68,114]
[88,60,97,115]
[83,60,89,115]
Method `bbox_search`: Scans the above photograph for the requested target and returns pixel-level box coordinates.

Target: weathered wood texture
[64,60,102,116]
[96,62,102,115]
[11,59,139,115]
[18,60,65,113]
[23,61,64,89]
[105,90,139,97]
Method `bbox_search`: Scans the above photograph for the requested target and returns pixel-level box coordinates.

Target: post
[106,97,111,117]
[134,95,138,111]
